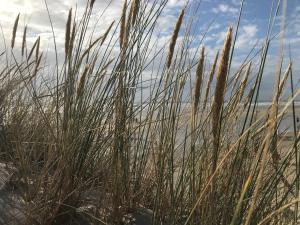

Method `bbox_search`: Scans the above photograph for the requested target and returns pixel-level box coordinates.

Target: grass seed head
[166,9,185,69]
[203,50,219,110]
[22,25,27,57]
[77,65,90,98]
[194,46,205,112]
[239,61,252,101]
[11,13,20,49]
[212,26,232,144]
[65,9,72,57]
[90,0,96,8]
[120,0,128,49]
[130,0,140,26]
[68,21,76,59]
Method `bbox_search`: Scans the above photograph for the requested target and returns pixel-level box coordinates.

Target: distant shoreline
[174,101,300,106]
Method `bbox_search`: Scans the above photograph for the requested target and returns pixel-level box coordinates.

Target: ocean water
[135,101,300,133]
[238,102,300,133]
[185,101,300,133]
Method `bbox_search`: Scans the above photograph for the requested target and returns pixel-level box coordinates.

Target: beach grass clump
[0,1,299,225]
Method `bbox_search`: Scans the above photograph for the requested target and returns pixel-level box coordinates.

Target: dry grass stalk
[11,13,20,49]
[90,0,96,8]
[243,86,255,108]
[65,9,72,57]
[129,0,140,26]
[120,0,128,49]
[206,26,235,221]
[211,26,232,165]
[203,51,219,110]
[190,46,205,207]
[22,25,27,57]
[166,9,185,69]
[239,61,252,101]
[277,62,291,99]
[77,65,90,97]
[100,21,115,45]
[245,51,290,225]
[232,67,244,91]
[230,174,253,225]
[229,62,252,114]
[244,113,275,225]
[28,37,39,61]
[193,46,205,113]
[32,53,43,80]
[94,58,115,85]
[36,36,40,61]
[77,35,108,67]
[102,58,115,72]
[68,21,76,59]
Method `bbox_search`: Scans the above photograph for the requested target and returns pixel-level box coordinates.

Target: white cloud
[167,0,187,7]
[243,25,258,37]
[0,0,124,50]
[236,24,258,49]
[204,27,231,46]
[156,14,178,35]
[212,3,239,15]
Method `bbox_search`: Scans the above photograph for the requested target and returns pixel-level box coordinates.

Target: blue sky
[154,0,300,100]
[0,0,299,100]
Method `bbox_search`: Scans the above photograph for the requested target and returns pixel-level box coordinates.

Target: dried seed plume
[77,65,90,98]
[166,9,185,69]
[22,25,27,57]
[193,46,205,113]
[65,9,72,57]
[11,13,20,49]
[120,0,128,49]
[203,51,219,110]
[211,26,233,161]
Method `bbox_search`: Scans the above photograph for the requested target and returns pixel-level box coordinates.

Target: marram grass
[0,1,299,225]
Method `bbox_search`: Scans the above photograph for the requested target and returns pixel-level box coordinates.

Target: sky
[0,0,299,101]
